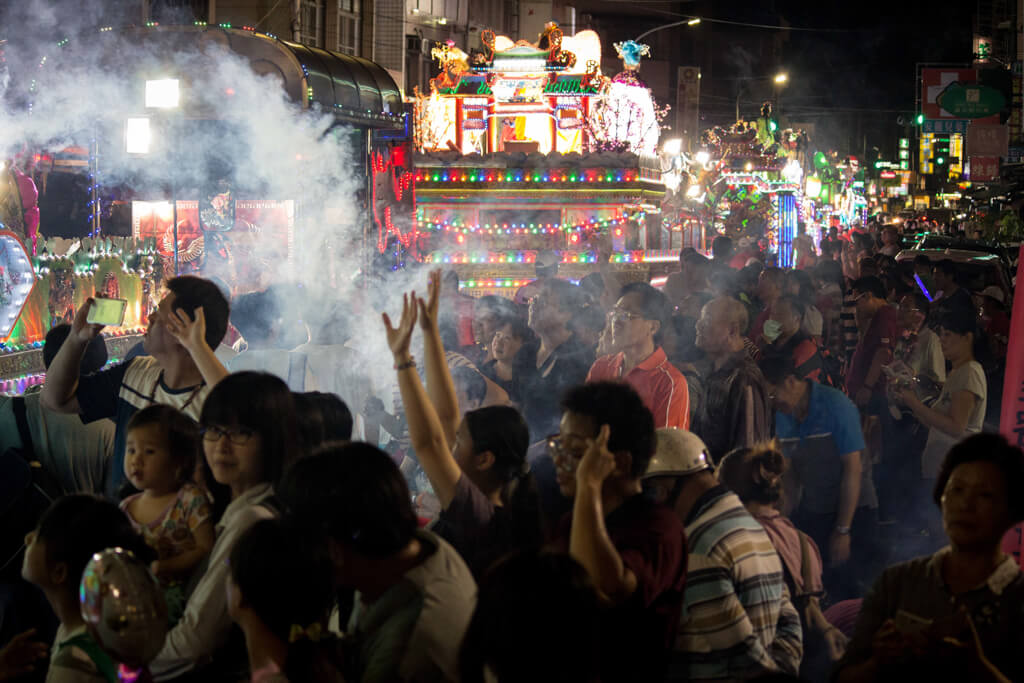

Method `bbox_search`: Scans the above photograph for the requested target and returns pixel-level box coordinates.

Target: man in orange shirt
[587,282,690,429]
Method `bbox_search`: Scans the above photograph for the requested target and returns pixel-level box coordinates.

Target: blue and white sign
[922,119,970,134]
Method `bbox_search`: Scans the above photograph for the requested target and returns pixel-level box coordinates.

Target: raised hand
[383,292,419,359]
[164,306,208,353]
[576,424,617,490]
[417,269,442,331]
[0,628,49,679]
[72,298,105,342]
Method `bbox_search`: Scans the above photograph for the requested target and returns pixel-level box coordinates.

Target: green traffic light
[916,114,924,125]
[936,157,945,164]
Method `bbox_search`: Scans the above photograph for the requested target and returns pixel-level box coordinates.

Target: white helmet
[643,428,711,478]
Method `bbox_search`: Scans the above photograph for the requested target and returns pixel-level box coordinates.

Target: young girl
[228,518,343,683]
[383,272,544,576]
[120,405,214,626]
[147,371,303,681]
[21,495,152,683]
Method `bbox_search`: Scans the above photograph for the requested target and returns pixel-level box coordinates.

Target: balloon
[79,547,168,669]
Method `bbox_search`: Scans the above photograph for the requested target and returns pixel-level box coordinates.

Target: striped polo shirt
[77,356,209,499]
[673,485,803,680]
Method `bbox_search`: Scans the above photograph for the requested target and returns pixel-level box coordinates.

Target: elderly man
[694,297,773,462]
[644,428,802,680]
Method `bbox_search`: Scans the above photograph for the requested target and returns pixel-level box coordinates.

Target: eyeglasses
[610,307,646,322]
[201,425,256,445]
[546,434,585,461]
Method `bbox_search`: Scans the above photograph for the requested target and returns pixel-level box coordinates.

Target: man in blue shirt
[760,354,877,602]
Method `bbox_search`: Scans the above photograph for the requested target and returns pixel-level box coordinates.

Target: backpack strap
[57,633,119,683]
[12,397,35,459]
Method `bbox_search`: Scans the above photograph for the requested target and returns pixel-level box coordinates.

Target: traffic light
[934,136,950,166]
[916,114,924,125]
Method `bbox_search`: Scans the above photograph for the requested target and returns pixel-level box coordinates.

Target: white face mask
[763,319,783,343]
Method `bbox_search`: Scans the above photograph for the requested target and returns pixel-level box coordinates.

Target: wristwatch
[835,525,852,535]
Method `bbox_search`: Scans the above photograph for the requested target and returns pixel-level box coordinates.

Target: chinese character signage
[922,119,970,134]
[937,83,1006,119]
[970,156,1000,182]
[967,124,1009,157]
[436,74,601,97]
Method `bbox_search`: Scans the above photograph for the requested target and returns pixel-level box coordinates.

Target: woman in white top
[149,371,303,681]
[899,310,987,519]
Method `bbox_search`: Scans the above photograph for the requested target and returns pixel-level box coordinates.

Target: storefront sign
[922,68,977,119]
[967,123,1009,157]
[970,156,1000,182]
[922,119,970,134]
[937,83,1006,118]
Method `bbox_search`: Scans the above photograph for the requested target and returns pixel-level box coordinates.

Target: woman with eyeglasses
[384,272,545,577]
[149,371,303,681]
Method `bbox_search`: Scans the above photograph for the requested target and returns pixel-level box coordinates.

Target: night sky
[711,0,976,154]
[564,0,979,155]
[1,0,982,157]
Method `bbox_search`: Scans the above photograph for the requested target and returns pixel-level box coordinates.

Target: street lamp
[774,72,788,85]
[634,16,701,41]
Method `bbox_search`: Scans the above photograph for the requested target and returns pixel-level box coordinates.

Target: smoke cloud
[0,1,428,402]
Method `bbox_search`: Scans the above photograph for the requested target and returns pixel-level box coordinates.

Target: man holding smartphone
[42,275,230,499]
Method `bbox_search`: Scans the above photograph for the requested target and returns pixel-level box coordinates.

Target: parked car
[895,248,1013,308]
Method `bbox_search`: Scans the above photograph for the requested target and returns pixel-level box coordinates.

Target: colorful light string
[417,212,645,236]
[415,168,642,184]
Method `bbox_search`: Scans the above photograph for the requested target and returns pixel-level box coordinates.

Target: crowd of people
[0,219,1023,683]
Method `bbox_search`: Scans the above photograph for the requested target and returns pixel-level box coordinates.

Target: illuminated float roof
[414,23,664,156]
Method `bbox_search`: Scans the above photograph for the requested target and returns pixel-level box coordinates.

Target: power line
[594,3,856,32]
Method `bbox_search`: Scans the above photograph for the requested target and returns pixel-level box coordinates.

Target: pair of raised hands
[382,269,441,359]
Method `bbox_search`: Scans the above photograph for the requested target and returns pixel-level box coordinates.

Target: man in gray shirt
[1,325,114,495]
[281,443,477,683]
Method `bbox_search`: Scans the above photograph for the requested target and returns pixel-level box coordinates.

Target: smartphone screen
[86,297,128,327]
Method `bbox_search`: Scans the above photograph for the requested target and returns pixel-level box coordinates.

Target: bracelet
[394,357,416,371]
[834,525,851,535]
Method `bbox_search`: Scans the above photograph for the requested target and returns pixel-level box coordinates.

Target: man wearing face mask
[762,296,825,383]
[750,268,786,350]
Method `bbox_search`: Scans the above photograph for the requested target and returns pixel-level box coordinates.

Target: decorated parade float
[0,24,404,386]
[397,25,674,294]
[660,103,810,267]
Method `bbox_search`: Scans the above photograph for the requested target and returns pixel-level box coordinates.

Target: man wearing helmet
[644,428,802,680]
